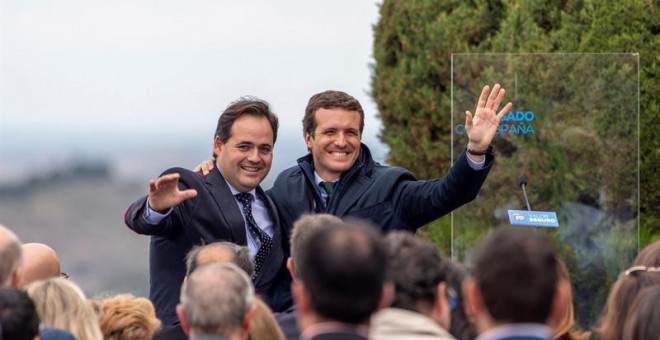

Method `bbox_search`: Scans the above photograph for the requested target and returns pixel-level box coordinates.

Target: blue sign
[507,210,559,228]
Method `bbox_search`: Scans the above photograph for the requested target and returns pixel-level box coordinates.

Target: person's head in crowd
[622,285,660,340]
[177,262,256,340]
[444,261,478,340]
[302,90,364,181]
[288,213,345,280]
[598,240,660,340]
[248,297,285,340]
[25,277,103,340]
[185,241,255,277]
[0,224,23,288]
[553,257,590,340]
[213,97,279,193]
[293,220,388,329]
[632,239,660,267]
[0,288,40,340]
[20,242,62,286]
[380,231,452,329]
[97,293,161,340]
[463,227,568,334]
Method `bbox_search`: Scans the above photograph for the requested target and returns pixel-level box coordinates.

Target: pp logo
[512,213,525,221]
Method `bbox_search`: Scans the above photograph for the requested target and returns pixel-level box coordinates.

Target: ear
[433,282,451,329]
[377,282,395,311]
[462,278,482,320]
[11,267,22,288]
[304,130,313,150]
[286,257,297,281]
[242,302,257,333]
[548,279,571,327]
[176,304,191,336]
[213,136,223,158]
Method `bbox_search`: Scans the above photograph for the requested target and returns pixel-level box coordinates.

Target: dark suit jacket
[275,305,300,340]
[125,167,291,326]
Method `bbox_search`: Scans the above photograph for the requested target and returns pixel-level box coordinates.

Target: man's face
[214,115,274,193]
[304,108,361,181]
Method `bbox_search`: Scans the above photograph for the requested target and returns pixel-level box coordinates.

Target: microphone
[507,175,558,228]
[519,175,532,211]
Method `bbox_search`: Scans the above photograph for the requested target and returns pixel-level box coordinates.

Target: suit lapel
[253,186,284,287]
[334,173,374,216]
[205,168,248,245]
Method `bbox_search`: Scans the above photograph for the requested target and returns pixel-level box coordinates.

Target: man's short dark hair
[383,231,450,314]
[185,242,254,277]
[0,288,40,340]
[303,90,364,137]
[297,221,386,324]
[290,214,344,272]
[473,227,558,324]
[214,97,279,154]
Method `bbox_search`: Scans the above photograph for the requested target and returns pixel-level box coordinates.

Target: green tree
[372,0,658,328]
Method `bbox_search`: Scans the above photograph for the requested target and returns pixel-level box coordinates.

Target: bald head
[185,242,255,277]
[0,225,23,288]
[21,243,61,286]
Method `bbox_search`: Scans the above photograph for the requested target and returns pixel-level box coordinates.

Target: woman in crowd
[598,240,660,340]
[249,297,285,340]
[26,277,103,340]
[97,293,161,340]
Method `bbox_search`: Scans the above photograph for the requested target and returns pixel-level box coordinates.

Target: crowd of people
[2,221,658,340]
[2,86,657,339]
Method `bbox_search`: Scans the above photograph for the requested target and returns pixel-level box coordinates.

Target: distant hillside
[1,171,151,298]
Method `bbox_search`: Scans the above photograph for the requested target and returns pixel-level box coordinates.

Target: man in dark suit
[124,98,290,326]
[463,227,569,340]
[293,220,391,340]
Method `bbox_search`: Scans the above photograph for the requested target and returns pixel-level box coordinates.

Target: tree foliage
[372,0,658,247]
[372,0,659,328]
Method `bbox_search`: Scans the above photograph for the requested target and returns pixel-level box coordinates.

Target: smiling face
[214,114,274,193]
[304,108,361,181]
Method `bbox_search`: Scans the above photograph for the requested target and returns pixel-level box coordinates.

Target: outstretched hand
[465,84,512,151]
[148,173,197,212]
[193,158,215,176]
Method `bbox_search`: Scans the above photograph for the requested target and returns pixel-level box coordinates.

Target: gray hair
[180,262,254,334]
[0,225,23,287]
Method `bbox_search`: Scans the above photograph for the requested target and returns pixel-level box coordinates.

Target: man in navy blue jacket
[125,98,290,326]
[269,84,512,234]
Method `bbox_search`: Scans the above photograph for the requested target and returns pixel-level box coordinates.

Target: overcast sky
[1,0,386,182]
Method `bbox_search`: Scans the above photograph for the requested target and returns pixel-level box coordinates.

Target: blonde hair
[97,294,161,340]
[248,298,284,340]
[26,277,103,340]
[553,257,590,340]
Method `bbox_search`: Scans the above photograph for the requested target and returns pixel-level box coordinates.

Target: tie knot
[235,193,254,205]
[321,181,335,195]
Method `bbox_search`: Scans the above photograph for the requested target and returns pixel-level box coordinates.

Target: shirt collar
[314,171,338,187]
[475,323,551,340]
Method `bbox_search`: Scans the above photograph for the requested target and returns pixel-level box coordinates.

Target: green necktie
[321,181,335,205]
